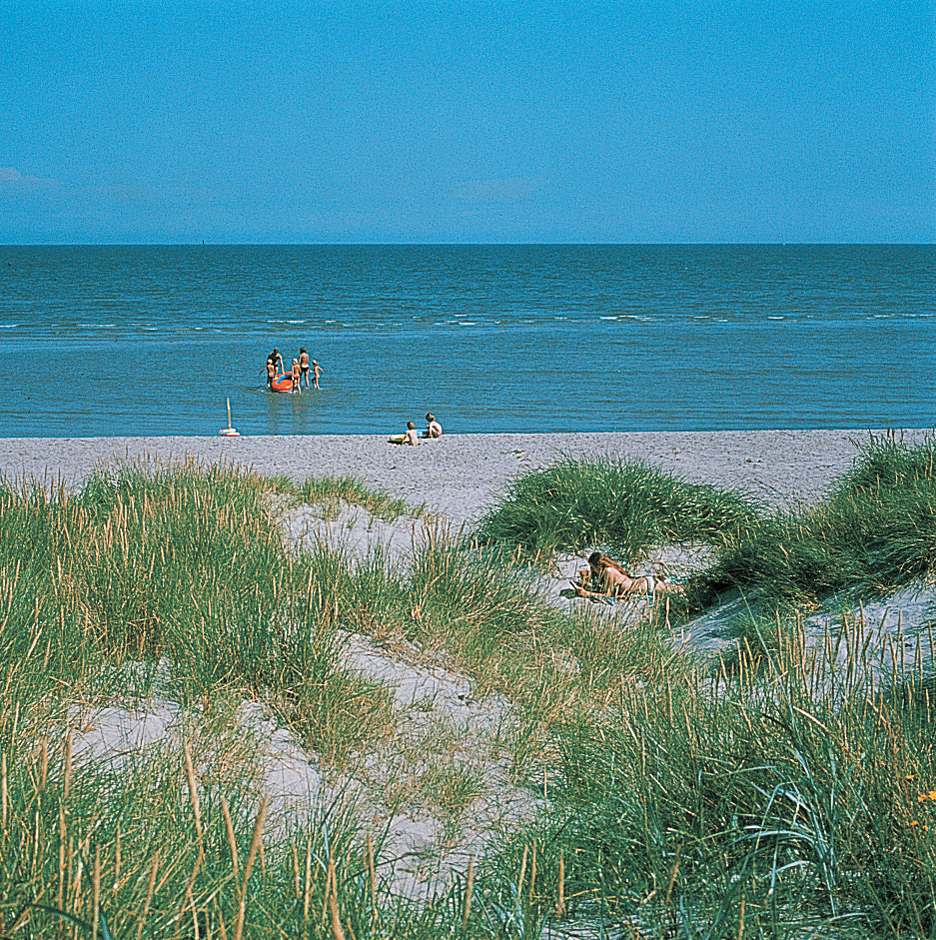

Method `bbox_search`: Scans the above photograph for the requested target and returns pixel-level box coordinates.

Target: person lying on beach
[572,551,684,599]
[424,413,442,438]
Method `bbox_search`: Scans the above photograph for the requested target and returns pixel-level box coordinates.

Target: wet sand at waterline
[0,430,928,523]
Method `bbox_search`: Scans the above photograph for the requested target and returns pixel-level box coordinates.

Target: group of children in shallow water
[261,347,323,392]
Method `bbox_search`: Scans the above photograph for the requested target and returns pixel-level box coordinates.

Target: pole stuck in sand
[220,398,240,437]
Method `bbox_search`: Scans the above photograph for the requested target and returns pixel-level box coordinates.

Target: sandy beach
[0,429,928,525]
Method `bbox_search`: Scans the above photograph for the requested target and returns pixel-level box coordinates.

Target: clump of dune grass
[0,460,396,765]
[276,473,421,522]
[477,456,759,562]
[698,433,936,612]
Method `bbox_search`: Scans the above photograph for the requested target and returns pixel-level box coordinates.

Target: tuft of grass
[476,455,759,562]
[421,763,485,822]
[698,433,936,612]
[282,473,422,522]
[406,537,568,700]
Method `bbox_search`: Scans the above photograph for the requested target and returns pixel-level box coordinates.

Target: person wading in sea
[260,348,284,387]
[260,349,281,388]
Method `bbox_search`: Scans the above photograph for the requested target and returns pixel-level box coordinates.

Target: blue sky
[1,1,933,244]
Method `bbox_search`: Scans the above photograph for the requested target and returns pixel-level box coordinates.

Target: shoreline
[0,429,928,526]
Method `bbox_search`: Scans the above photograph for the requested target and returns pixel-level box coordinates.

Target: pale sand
[0,429,928,526]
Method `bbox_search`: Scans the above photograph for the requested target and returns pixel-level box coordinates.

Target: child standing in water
[291,358,302,393]
[312,360,324,389]
[260,348,283,388]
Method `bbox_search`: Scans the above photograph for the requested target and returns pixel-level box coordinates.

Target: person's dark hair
[407,421,415,429]
[588,551,628,574]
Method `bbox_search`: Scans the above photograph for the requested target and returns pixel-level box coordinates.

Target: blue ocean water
[0,245,933,437]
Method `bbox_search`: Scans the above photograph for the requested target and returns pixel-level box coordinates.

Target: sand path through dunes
[1,429,928,525]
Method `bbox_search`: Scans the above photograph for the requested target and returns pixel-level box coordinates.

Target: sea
[0,244,933,438]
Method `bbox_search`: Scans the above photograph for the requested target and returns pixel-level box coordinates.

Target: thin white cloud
[450,177,546,203]
[0,166,57,189]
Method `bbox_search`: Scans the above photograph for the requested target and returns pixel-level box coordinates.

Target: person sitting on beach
[424,413,442,438]
[299,348,310,387]
[572,551,684,599]
[388,420,420,445]
[312,359,324,389]
[291,358,302,393]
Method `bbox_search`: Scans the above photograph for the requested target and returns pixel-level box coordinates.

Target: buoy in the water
[220,398,240,436]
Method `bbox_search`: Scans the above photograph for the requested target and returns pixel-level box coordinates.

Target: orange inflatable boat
[270,373,295,393]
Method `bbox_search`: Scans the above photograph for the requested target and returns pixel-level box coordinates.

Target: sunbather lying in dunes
[572,551,685,600]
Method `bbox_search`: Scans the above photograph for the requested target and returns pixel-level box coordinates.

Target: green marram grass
[0,461,396,761]
[276,473,421,523]
[698,433,936,612]
[5,439,936,937]
[477,455,759,562]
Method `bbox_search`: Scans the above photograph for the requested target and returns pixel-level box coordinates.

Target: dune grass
[468,436,936,936]
[0,461,397,761]
[477,436,936,616]
[0,462,485,938]
[6,442,936,937]
[485,612,936,939]
[0,701,371,939]
[0,460,586,938]
[276,473,420,523]
[697,433,936,612]
[476,455,760,562]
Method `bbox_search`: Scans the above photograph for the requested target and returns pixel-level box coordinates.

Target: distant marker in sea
[220,398,240,437]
